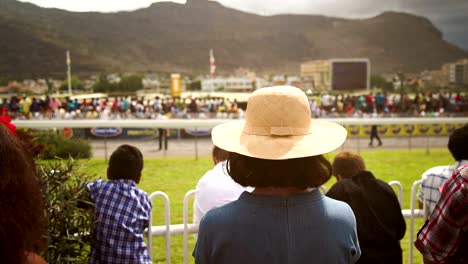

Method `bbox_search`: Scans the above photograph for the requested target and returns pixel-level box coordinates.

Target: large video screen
[331,61,368,90]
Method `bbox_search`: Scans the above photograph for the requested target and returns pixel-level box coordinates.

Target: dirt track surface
[90,136,449,159]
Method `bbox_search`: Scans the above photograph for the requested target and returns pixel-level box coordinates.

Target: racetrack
[91,135,450,159]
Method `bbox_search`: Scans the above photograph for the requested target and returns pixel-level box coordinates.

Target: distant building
[301,59,370,91]
[142,75,161,90]
[428,58,468,87]
[272,75,287,86]
[107,73,121,84]
[201,77,254,92]
[300,60,330,91]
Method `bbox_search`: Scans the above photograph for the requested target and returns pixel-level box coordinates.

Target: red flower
[0,116,16,136]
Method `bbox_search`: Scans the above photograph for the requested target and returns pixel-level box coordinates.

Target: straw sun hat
[211,86,347,160]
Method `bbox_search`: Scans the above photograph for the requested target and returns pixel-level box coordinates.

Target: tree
[60,75,84,92]
[118,75,143,92]
[370,74,393,92]
[92,74,113,93]
[0,76,8,86]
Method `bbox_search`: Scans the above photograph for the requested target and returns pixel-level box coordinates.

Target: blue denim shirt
[194,189,360,264]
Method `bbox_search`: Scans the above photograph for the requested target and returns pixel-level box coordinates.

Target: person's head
[0,122,46,263]
[332,151,366,180]
[212,145,229,165]
[211,86,347,190]
[107,144,144,183]
[448,124,468,161]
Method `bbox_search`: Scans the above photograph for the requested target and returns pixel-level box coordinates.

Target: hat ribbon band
[243,125,310,136]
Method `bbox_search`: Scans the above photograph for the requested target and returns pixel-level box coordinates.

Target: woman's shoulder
[322,196,356,220]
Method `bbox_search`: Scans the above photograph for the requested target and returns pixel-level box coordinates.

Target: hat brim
[212,120,347,160]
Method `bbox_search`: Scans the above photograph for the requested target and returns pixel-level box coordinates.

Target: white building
[201,77,254,92]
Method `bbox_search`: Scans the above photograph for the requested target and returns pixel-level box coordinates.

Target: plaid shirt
[86,179,152,264]
[418,160,468,215]
[415,165,468,263]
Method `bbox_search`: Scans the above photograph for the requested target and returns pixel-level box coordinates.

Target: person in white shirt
[418,124,467,216]
[193,146,253,224]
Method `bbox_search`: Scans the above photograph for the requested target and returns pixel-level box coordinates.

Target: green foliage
[93,74,116,93]
[0,76,8,86]
[371,74,393,92]
[119,74,143,92]
[37,158,95,263]
[35,132,92,159]
[60,75,84,92]
[16,129,47,158]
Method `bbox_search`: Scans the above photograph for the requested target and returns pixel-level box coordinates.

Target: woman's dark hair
[227,152,332,188]
[448,124,468,161]
[0,124,47,263]
[107,144,144,181]
[212,145,229,165]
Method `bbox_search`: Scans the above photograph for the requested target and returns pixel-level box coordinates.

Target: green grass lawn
[83,149,453,264]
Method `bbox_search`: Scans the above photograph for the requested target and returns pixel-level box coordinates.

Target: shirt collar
[239,189,323,206]
[112,179,137,186]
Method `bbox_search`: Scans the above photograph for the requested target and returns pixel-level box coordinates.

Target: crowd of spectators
[0,91,466,120]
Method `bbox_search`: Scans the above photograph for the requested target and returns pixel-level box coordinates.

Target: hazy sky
[19,0,468,50]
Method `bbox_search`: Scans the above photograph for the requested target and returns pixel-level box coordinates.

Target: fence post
[148,191,171,264]
[194,127,199,160]
[388,181,403,208]
[409,180,422,264]
[183,190,197,264]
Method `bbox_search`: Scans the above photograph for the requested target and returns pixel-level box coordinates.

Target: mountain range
[1,0,467,78]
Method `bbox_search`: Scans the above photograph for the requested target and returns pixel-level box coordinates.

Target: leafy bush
[18,129,92,159]
[16,129,46,157]
[37,158,95,263]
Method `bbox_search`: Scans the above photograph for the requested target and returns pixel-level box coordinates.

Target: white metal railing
[144,180,428,264]
[147,191,171,264]
[12,117,468,129]
[319,185,327,194]
[408,180,425,264]
[183,190,197,264]
[389,181,403,208]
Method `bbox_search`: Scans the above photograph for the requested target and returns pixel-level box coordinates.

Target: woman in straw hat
[193,86,361,264]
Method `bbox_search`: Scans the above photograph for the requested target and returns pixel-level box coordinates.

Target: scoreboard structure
[330,59,370,91]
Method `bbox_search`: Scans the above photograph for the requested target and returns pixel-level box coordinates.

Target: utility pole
[66,50,72,95]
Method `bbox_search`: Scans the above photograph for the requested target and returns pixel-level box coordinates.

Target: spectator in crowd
[415,164,468,263]
[193,146,253,224]
[418,124,468,216]
[327,151,406,264]
[193,86,360,263]
[156,111,168,151]
[85,145,152,263]
[0,116,47,264]
[1,90,466,120]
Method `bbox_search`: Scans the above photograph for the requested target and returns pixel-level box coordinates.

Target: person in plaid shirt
[415,164,468,264]
[86,145,152,264]
[418,124,468,217]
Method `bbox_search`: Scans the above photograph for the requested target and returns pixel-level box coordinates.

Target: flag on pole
[210,49,216,78]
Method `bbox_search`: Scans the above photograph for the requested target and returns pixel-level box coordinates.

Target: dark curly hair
[107,144,144,182]
[226,152,332,189]
[0,124,47,263]
[448,124,468,161]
